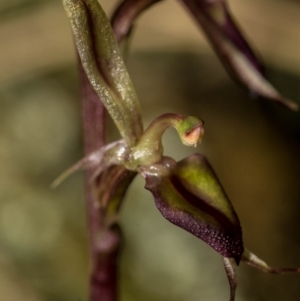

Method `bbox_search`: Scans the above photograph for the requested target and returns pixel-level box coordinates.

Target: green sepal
[95,165,137,219]
[63,0,143,144]
[143,153,243,263]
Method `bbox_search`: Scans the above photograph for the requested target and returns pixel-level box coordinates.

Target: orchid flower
[59,1,300,300]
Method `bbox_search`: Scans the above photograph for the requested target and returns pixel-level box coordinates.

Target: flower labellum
[143,153,243,263]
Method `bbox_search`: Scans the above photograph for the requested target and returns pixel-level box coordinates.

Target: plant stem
[79,57,120,301]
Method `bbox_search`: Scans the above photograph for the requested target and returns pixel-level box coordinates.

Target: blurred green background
[1,0,300,300]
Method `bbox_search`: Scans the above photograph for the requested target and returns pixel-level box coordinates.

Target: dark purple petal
[179,0,298,111]
[143,154,243,263]
[111,0,163,44]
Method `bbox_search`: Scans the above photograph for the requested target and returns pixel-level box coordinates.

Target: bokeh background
[1,0,300,300]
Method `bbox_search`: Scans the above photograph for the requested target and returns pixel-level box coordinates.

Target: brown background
[1,0,300,300]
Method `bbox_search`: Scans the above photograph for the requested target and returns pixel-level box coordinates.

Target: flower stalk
[79,51,121,301]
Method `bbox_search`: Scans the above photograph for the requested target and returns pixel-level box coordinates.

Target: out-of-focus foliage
[0,0,300,301]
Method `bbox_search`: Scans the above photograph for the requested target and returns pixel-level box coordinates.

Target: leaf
[63,0,143,144]
[143,153,243,263]
[179,0,298,111]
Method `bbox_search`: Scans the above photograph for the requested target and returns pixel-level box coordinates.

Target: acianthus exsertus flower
[57,1,300,300]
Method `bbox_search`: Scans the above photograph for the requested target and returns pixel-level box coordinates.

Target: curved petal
[111,0,163,44]
[179,0,298,111]
[223,257,237,301]
[95,165,137,217]
[143,154,243,263]
[242,249,300,274]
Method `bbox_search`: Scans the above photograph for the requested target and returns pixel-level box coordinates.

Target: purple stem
[79,56,120,301]
[79,56,104,259]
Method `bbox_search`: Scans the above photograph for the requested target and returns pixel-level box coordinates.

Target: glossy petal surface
[143,153,243,262]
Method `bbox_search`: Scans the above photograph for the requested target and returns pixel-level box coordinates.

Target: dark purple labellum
[143,153,243,263]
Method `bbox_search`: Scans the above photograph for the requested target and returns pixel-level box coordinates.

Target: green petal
[95,165,137,217]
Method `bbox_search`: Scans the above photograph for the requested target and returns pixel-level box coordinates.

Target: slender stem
[90,217,121,301]
[80,57,105,260]
[79,57,120,301]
